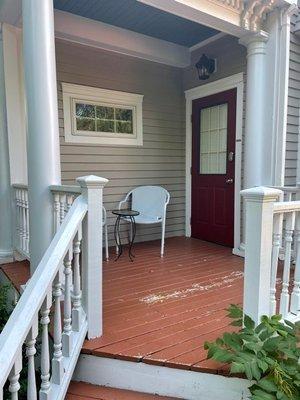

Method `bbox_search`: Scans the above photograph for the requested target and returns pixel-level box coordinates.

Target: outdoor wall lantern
[195,54,216,80]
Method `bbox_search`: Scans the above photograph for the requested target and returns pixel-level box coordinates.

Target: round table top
[112,209,140,217]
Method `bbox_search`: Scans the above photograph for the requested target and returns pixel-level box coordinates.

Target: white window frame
[62,83,144,146]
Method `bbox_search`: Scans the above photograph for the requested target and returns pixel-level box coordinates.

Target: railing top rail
[50,184,82,194]
[271,186,300,193]
[12,183,28,190]
[0,195,87,386]
[273,201,300,214]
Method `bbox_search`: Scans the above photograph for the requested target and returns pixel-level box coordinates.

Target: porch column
[22,0,61,272]
[0,28,12,262]
[239,33,269,189]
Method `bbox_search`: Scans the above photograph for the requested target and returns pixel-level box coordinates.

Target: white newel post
[0,28,12,262]
[77,175,108,339]
[22,0,61,272]
[241,187,282,325]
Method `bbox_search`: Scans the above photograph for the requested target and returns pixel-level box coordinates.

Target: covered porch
[0,0,299,398]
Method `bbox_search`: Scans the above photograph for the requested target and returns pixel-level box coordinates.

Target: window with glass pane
[199,103,227,174]
[75,102,133,135]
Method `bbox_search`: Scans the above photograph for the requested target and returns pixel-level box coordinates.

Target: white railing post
[241,186,282,324]
[77,175,108,339]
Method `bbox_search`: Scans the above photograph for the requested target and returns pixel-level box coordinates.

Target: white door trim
[185,73,244,255]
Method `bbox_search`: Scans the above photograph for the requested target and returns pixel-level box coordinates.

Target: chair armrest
[102,206,107,224]
[162,191,170,220]
[165,192,170,206]
[118,191,132,210]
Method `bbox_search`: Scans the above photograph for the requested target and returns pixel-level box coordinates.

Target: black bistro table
[112,209,140,261]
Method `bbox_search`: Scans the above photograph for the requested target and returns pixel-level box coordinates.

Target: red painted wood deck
[83,237,244,375]
[0,238,244,376]
[0,260,30,292]
[67,381,177,399]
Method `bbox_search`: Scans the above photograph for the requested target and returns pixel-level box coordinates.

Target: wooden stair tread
[66,382,178,399]
[0,260,30,292]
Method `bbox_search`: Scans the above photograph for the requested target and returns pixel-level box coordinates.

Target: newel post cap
[241,186,283,202]
[77,175,109,188]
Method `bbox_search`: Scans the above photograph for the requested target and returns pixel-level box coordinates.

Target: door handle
[226,178,234,184]
[228,152,234,162]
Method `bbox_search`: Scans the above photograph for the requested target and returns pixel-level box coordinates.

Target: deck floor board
[84,237,244,375]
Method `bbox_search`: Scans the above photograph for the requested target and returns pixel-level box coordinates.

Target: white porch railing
[12,185,82,260]
[50,185,81,233]
[242,186,300,325]
[1,175,107,400]
[271,185,300,201]
[12,184,30,260]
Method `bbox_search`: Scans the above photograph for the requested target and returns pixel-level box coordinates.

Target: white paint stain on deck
[140,271,244,305]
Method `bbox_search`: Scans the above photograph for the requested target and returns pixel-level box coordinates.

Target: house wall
[55,39,186,244]
[286,17,300,186]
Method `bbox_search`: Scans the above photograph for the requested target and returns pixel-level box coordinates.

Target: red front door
[191,89,236,247]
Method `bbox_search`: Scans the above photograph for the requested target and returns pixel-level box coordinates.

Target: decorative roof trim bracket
[242,0,279,31]
[216,0,244,12]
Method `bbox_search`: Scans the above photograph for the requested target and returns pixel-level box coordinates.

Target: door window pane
[199,103,228,174]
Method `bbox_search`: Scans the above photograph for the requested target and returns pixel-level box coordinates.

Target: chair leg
[105,224,109,261]
[161,219,166,257]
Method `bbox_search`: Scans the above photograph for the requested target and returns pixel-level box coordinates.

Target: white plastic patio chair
[118,186,170,257]
[103,205,109,261]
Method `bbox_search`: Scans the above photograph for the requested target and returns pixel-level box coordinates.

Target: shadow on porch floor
[83,237,244,375]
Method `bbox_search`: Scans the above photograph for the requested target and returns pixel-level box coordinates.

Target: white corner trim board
[185,73,244,255]
[62,83,144,147]
[73,355,250,400]
[54,10,191,68]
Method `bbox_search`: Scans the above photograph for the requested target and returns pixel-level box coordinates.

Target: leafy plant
[204,305,300,400]
[0,284,12,331]
[0,283,29,399]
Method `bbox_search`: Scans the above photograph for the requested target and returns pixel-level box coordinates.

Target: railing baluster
[53,193,60,233]
[270,213,283,315]
[280,211,296,317]
[25,190,29,254]
[15,189,21,250]
[39,294,52,400]
[26,317,38,400]
[18,190,24,252]
[8,352,22,400]
[66,194,74,212]
[291,211,300,314]
[52,273,64,385]
[21,190,26,253]
[72,228,83,332]
[59,194,66,225]
[62,248,73,357]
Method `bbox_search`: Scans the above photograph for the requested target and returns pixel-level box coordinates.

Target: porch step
[0,260,30,292]
[66,381,177,399]
[73,355,249,400]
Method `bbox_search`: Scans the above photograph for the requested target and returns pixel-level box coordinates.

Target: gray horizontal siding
[55,39,185,245]
[286,18,300,185]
